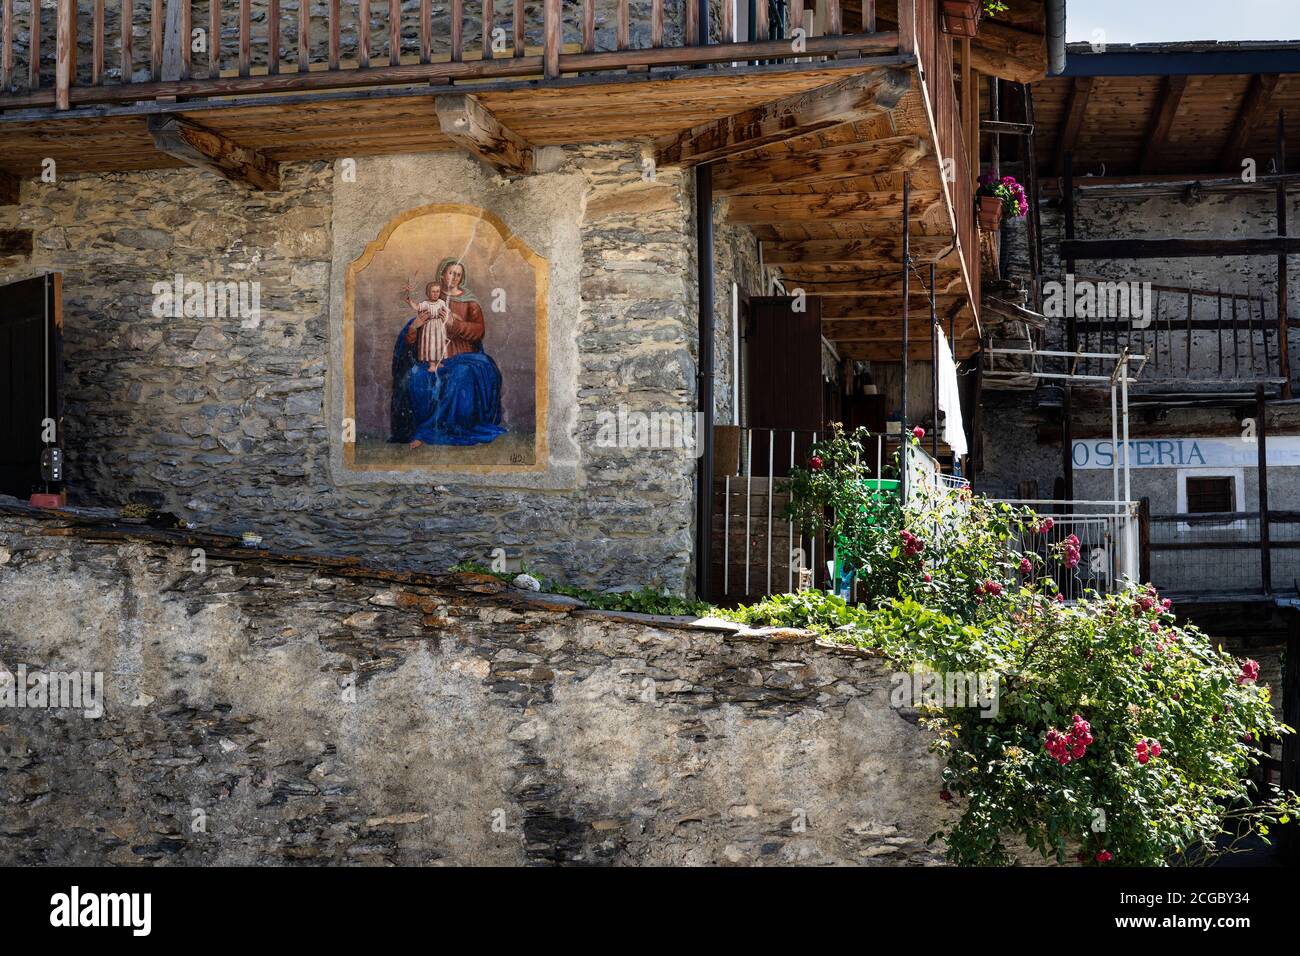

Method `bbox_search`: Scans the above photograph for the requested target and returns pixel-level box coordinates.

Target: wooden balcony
[0,0,987,348]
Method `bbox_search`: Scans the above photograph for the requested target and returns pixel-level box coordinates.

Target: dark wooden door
[0,274,62,500]
[744,295,823,476]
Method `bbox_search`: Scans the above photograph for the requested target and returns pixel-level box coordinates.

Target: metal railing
[993,498,1141,601]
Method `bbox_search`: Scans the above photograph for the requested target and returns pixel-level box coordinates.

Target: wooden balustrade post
[239,0,250,76]
[269,0,280,74]
[209,0,220,78]
[1257,384,1272,594]
[543,0,559,79]
[898,0,914,56]
[1,0,12,91]
[152,0,164,78]
[55,0,75,109]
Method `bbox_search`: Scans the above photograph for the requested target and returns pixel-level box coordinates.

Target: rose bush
[735,425,1298,865]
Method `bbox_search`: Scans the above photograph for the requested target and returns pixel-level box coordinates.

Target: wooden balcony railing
[900,0,977,321]
[0,0,907,111]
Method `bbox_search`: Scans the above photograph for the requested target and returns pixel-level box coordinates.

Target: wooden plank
[147,114,281,189]
[330,0,340,69]
[480,0,491,61]
[55,0,74,110]
[618,0,629,51]
[968,20,1047,85]
[754,0,767,42]
[29,0,38,89]
[726,188,941,225]
[1219,74,1281,171]
[580,0,592,53]
[450,0,462,63]
[655,67,912,167]
[209,0,219,78]
[763,235,950,264]
[120,0,131,86]
[181,0,191,78]
[652,0,662,47]
[239,0,250,77]
[1053,76,1094,176]
[391,0,403,66]
[543,0,558,79]
[513,0,523,58]
[161,0,187,81]
[1139,74,1187,173]
[93,0,105,84]
[151,0,163,79]
[268,0,280,75]
[826,0,841,37]
[864,0,875,32]
[712,135,925,194]
[359,0,370,67]
[686,0,697,46]
[1,0,11,91]
[435,92,534,174]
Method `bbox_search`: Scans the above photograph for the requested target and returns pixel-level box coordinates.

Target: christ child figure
[403,280,450,373]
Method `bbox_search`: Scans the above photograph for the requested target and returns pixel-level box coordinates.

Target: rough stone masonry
[0,509,955,865]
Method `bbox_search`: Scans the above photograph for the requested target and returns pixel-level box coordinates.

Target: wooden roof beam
[712,135,926,195]
[654,67,913,168]
[763,234,952,265]
[725,188,942,226]
[1138,75,1187,173]
[1219,74,1282,172]
[1053,76,1094,176]
[147,115,280,190]
[435,93,534,176]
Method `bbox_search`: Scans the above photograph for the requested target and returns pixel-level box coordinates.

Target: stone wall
[0,509,954,865]
[0,144,716,591]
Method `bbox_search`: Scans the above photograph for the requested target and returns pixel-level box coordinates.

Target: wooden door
[0,274,62,500]
[744,295,823,476]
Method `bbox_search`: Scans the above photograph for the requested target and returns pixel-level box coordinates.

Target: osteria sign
[1072,437,1300,470]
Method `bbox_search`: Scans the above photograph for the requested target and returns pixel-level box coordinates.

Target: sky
[1065,0,1300,44]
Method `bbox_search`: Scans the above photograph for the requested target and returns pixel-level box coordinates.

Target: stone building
[0,3,1064,864]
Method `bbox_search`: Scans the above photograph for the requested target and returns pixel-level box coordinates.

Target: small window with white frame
[1176,468,1245,531]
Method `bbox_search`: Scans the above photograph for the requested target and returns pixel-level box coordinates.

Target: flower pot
[941,0,981,38]
[977,195,1004,232]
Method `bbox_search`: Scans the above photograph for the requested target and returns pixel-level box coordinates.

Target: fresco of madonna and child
[343,204,548,473]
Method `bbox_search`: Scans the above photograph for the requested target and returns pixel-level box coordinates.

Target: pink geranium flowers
[1045,715,1094,765]
[1238,659,1260,685]
[900,529,926,557]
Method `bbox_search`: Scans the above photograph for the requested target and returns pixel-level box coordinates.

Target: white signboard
[1072,437,1300,470]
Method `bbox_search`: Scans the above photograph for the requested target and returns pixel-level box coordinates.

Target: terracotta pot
[941,0,981,38]
[977,195,1004,232]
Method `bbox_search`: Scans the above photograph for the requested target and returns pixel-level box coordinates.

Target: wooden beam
[1060,236,1300,260]
[654,67,913,168]
[0,168,17,205]
[712,136,925,195]
[1054,77,1094,176]
[820,291,965,315]
[435,93,534,175]
[969,21,1047,85]
[837,341,949,361]
[823,319,979,339]
[725,188,941,225]
[146,115,281,190]
[1219,74,1282,171]
[763,234,950,265]
[1139,74,1187,173]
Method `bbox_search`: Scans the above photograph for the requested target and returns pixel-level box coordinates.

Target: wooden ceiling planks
[1034,69,1300,177]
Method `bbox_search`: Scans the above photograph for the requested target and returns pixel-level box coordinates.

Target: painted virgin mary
[389,258,507,447]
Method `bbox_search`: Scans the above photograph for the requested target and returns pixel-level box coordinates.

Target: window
[1185,476,1234,514]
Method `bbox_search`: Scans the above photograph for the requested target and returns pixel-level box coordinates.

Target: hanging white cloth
[935,328,968,457]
